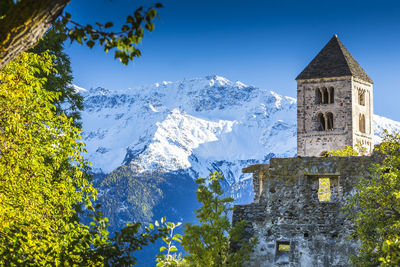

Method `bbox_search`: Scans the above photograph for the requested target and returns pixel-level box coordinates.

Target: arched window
[315,87,334,104]
[329,87,334,103]
[359,90,365,106]
[316,88,322,104]
[322,88,329,104]
[359,114,365,133]
[326,112,334,130]
[317,113,325,131]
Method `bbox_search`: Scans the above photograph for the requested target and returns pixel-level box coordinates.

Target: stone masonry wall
[352,77,373,154]
[297,77,354,157]
[297,76,374,156]
[233,156,374,267]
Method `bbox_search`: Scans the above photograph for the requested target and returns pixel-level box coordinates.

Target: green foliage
[0,1,162,66]
[181,171,257,267]
[156,219,186,266]
[380,239,400,266]
[0,51,93,264]
[325,143,367,157]
[30,21,83,127]
[0,52,169,265]
[346,130,400,266]
[59,3,163,65]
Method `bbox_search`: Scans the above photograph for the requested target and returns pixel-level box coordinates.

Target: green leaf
[126,15,134,24]
[76,35,83,44]
[104,22,114,28]
[172,237,181,243]
[120,25,129,32]
[86,40,95,48]
[145,22,154,32]
[147,9,157,19]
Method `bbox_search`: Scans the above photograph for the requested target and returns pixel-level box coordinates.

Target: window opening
[316,88,322,104]
[318,178,331,202]
[359,114,365,133]
[329,87,334,103]
[326,112,334,130]
[359,90,365,106]
[317,113,325,131]
[323,88,329,104]
[275,241,290,263]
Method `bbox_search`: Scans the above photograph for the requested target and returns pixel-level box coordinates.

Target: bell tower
[296,35,373,156]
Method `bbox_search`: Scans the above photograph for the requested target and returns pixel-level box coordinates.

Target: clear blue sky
[65,0,400,120]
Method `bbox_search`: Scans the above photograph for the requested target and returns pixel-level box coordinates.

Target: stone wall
[297,77,373,157]
[233,156,374,267]
[352,78,373,153]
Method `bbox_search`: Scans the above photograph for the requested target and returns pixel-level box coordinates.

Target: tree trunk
[0,0,70,69]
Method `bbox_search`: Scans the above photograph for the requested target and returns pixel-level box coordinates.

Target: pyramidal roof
[296,35,373,83]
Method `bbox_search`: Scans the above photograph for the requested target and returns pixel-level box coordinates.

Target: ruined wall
[233,156,374,267]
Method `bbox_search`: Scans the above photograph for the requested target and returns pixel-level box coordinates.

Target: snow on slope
[80,76,400,185]
[373,114,400,143]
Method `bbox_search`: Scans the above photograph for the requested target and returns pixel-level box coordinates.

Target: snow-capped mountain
[80,75,400,201]
[81,76,298,190]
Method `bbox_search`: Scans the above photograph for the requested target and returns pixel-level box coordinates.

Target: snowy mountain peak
[80,76,400,185]
[80,76,296,175]
[71,84,87,93]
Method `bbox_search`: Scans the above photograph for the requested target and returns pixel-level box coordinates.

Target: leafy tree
[181,171,257,267]
[0,50,90,264]
[345,130,400,266]
[155,219,186,266]
[30,21,83,127]
[0,0,162,69]
[325,145,360,156]
[0,51,168,265]
[325,143,367,157]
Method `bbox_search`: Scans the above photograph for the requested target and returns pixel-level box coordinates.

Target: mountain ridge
[80,75,399,185]
[81,75,297,180]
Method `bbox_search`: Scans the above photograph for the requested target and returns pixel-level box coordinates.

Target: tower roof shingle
[296,35,373,84]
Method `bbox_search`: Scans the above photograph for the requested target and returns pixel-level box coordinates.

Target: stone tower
[296,35,373,156]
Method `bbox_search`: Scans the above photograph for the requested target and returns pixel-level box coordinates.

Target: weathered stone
[233,156,373,266]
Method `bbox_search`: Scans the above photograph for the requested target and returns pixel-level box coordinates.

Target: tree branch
[0,0,70,69]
